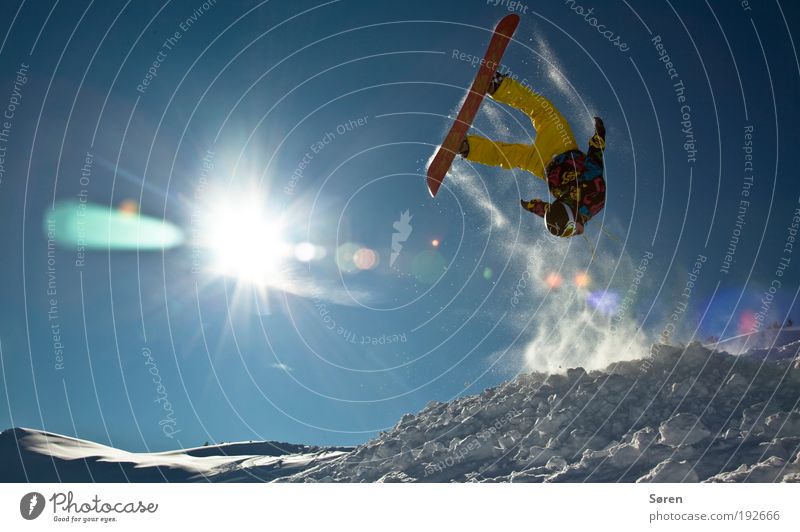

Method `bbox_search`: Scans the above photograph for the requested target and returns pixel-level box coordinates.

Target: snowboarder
[458,73,606,238]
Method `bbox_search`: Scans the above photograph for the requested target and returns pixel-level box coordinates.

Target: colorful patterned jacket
[522,121,606,235]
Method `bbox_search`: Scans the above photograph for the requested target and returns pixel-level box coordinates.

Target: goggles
[546,201,578,238]
[561,203,577,237]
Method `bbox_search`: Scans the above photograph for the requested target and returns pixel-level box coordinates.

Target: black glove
[520,199,534,212]
[593,117,605,137]
[458,138,470,158]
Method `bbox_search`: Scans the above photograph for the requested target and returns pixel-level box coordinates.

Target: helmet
[544,201,579,238]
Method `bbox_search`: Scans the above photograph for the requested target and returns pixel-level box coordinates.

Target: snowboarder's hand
[593,117,605,137]
[521,199,547,217]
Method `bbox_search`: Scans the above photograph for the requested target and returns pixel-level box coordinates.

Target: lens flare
[294,242,316,262]
[336,243,361,273]
[738,310,757,335]
[46,200,183,250]
[118,199,139,216]
[574,271,591,288]
[353,247,378,270]
[412,250,446,284]
[545,272,563,289]
[432,239,440,247]
[588,291,620,314]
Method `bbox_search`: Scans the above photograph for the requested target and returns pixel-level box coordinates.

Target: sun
[205,198,290,285]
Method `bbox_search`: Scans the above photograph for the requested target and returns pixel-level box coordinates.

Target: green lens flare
[44,201,184,250]
[411,250,446,284]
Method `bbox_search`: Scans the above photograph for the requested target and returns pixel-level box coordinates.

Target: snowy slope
[3,340,800,483]
[0,428,351,482]
[707,326,800,356]
[284,342,800,483]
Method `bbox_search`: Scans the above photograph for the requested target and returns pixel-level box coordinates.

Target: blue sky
[0,0,799,451]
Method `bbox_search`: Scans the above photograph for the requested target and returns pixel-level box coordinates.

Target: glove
[593,117,605,137]
[520,199,534,212]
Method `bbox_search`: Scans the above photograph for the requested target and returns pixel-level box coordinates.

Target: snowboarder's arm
[587,117,605,165]
[521,199,547,218]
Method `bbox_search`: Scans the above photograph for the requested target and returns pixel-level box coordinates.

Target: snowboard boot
[488,71,507,96]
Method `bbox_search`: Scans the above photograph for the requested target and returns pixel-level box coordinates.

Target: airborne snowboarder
[458,72,606,238]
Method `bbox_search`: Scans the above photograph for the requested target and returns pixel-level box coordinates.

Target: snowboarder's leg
[463,135,543,179]
[490,78,579,177]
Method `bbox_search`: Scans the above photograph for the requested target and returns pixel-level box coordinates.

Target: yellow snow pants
[465,78,579,180]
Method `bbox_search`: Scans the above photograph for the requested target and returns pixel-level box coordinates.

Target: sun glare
[206,200,289,285]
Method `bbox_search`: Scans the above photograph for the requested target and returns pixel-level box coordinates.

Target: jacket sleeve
[522,199,548,218]
[587,117,605,167]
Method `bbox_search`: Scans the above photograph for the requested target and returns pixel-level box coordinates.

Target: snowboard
[426,14,520,197]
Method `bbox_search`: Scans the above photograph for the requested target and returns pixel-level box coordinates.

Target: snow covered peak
[0,427,350,482]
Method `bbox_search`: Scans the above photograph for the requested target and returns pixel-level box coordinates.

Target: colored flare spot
[411,250,446,284]
[45,200,184,250]
[587,291,619,314]
[336,243,361,273]
[574,272,591,288]
[118,199,139,216]
[738,310,757,335]
[353,248,378,270]
[545,272,562,289]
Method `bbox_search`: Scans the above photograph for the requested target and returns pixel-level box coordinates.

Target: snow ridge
[0,428,351,482]
[284,342,800,483]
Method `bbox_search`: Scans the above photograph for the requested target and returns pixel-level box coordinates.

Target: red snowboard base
[426,14,520,197]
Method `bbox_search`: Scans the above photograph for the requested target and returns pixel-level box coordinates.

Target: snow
[637,459,699,483]
[657,413,711,447]
[0,428,350,482]
[3,338,800,482]
[708,325,800,356]
[281,341,800,483]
